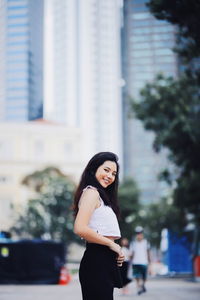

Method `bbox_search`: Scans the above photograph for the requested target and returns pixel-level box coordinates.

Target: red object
[194,256,200,279]
[58,266,71,285]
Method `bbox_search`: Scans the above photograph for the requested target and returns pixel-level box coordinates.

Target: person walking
[119,238,132,295]
[130,226,151,295]
[73,152,124,300]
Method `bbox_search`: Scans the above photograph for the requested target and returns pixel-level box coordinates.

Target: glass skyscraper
[122,0,178,203]
[0,0,44,121]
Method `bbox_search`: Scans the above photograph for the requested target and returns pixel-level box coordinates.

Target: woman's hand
[108,241,125,266]
[117,252,125,267]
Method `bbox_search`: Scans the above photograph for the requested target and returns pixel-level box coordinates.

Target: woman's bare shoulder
[83,185,98,192]
[79,186,100,208]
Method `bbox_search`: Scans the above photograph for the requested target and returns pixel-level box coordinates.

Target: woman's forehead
[101,160,117,171]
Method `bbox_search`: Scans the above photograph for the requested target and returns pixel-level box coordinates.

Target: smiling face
[95,160,117,188]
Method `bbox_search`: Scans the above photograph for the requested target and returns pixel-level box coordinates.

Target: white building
[44,0,123,162]
[0,121,84,230]
[0,0,124,232]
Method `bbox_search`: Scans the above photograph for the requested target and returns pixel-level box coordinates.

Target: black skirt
[120,261,132,287]
[79,243,123,300]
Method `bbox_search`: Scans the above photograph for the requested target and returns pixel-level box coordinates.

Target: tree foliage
[118,178,141,240]
[147,0,200,61]
[132,72,200,219]
[133,73,200,175]
[118,178,185,247]
[131,1,200,222]
[142,197,187,248]
[12,167,77,244]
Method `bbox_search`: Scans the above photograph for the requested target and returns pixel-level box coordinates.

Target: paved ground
[0,277,200,300]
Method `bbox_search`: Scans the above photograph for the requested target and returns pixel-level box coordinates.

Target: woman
[73,152,124,300]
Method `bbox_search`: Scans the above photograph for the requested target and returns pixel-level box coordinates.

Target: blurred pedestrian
[73,152,124,300]
[130,226,151,295]
[119,237,132,295]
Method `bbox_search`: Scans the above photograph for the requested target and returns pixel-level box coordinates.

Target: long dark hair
[73,152,120,218]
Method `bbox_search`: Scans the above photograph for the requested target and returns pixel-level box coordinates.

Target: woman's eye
[104,169,109,172]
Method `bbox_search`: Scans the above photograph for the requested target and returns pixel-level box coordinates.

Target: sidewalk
[0,277,199,300]
[115,278,200,299]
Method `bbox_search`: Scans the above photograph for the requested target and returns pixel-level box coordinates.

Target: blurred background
[0,0,200,286]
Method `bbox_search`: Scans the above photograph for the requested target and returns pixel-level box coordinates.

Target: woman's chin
[99,182,108,188]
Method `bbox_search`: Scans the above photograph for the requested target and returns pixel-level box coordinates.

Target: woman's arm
[74,189,121,254]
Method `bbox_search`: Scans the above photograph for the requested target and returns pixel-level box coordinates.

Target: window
[153,40,174,48]
[133,65,153,72]
[132,12,150,20]
[0,197,12,218]
[8,23,27,28]
[132,27,152,34]
[134,73,153,80]
[153,33,173,41]
[0,140,13,159]
[153,26,174,33]
[130,35,151,43]
[7,77,27,82]
[8,5,27,10]
[64,142,72,155]
[153,19,170,26]
[132,57,153,64]
[8,14,28,19]
[155,56,175,63]
[155,64,174,72]
[34,140,44,159]
[8,31,28,37]
[154,48,173,56]
[132,19,151,27]
[0,175,12,184]
[133,5,149,12]
[133,42,152,49]
[133,0,148,4]
[132,49,153,57]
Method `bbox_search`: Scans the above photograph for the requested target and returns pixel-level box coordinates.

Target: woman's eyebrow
[104,166,117,173]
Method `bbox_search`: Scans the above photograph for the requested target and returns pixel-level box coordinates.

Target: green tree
[118,178,141,240]
[147,0,200,61]
[133,74,200,174]
[132,73,200,222]
[142,197,187,248]
[12,167,77,244]
[130,1,200,224]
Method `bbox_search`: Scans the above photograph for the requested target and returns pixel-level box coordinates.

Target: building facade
[44,0,123,161]
[122,0,178,203]
[0,0,44,121]
[0,121,83,230]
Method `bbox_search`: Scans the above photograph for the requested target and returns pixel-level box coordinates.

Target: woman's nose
[107,173,112,178]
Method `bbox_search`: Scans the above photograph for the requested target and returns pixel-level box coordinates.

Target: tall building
[44,0,123,161]
[0,0,44,121]
[0,0,7,120]
[122,0,178,203]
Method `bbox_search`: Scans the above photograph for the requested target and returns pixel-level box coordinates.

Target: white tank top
[82,186,121,239]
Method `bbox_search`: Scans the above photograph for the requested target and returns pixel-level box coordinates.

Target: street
[0,276,199,300]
